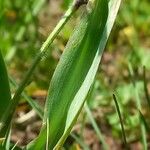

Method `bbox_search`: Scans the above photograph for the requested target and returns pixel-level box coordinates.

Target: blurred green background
[0,0,150,149]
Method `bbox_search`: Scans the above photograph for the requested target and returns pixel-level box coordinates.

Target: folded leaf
[55,0,122,148]
[27,0,121,149]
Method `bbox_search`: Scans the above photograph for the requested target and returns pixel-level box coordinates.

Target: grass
[113,94,128,149]
[1,0,150,149]
[84,103,108,150]
[143,66,150,109]
[128,63,147,150]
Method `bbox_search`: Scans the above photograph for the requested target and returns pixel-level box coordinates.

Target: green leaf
[0,50,11,121]
[26,0,121,149]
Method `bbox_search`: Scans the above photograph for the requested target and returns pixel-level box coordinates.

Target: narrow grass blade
[10,141,19,150]
[139,110,150,133]
[112,94,128,149]
[32,0,45,16]
[2,126,11,150]
[26,0,121,149]
[84,103,108,150]
[0,50,11,137]
[9,76,43,119]
[0,51,11,118]
[128,63,147,150]
[71,133,90,150]
[143,66,150,109]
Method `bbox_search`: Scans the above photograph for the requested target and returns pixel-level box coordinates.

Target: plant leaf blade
[55,0,122,148]
[26,0,121,149]
[0,51,11,121]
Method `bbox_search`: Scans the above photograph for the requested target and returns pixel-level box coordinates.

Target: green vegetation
[0,0,150,149]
